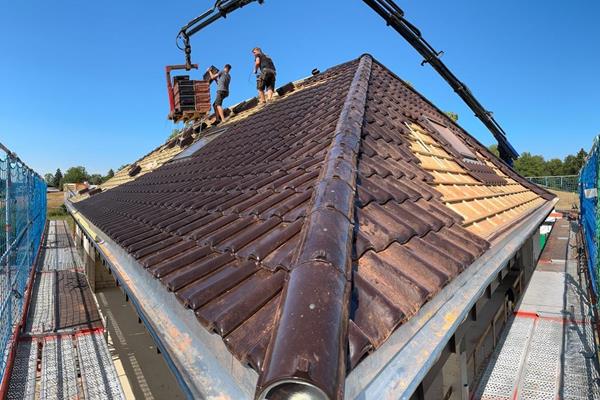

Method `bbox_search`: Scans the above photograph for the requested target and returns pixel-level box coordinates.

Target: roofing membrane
[73,54,553,399]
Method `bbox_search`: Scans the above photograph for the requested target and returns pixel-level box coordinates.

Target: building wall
[94,256,116,290]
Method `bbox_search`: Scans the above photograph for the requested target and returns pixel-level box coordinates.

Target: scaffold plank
[40,336,79,400]
[77,332,125,400]
[5,339,37,400]
[39,247,83,272]
[474,316,535,400]
[43,221,72,249]
[56,271,102,333]
[26,272,55,334]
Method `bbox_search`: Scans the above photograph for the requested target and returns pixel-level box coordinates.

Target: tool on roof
[168,0,518,164]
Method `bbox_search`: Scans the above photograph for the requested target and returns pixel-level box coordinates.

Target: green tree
[545,158,564,176]
[561,148,587,175]
[44,173,54,186]
[487,144,499,157]
[62,166,88,184]
[104,169,115,182]
[118,164,129,172]
[513,152,546,177]
[88,174,103,185]
[445,111,459,122]
[52,168,63,189]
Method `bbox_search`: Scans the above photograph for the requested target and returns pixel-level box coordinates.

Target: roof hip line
[257,54,373,400]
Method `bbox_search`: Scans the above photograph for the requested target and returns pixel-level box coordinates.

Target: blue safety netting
[579,135,600,296]
[0,144,46,384]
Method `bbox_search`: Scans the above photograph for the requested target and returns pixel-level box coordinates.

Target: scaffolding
[579,135,599,295]
[0,142,46,385]
[5,220,125,400]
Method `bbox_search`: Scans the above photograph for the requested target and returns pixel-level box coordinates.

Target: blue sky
[1,1,598,176]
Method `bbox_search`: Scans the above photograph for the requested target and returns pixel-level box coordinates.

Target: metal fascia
[66,202,257,400]
[345,198,557,399]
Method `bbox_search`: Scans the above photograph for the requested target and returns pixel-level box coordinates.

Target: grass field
[548,189,579,212]
[46,191,74,231]
[47,191,65,209]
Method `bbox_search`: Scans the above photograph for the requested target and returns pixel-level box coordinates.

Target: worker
[252,47,276,103]
[207,64,231,123]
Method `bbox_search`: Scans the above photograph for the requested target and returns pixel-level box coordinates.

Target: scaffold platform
[475,216,600,400]
[5,220,124,400]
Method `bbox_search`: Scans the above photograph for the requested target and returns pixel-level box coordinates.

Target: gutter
[345,198,557,399]
[66,201,257,400]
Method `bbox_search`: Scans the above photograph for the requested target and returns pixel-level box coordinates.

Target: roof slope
[97,71,324,193]
[73,55,553,399]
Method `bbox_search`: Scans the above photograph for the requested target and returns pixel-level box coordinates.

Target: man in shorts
[207,63,231,123]
[252,47,276,103]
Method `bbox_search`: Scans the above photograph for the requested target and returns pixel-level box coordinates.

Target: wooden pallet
[172,110,209,123]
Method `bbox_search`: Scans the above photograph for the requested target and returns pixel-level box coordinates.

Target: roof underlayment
[72,54,554,399]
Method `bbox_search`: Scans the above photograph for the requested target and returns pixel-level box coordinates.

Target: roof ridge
[257,54,373,400]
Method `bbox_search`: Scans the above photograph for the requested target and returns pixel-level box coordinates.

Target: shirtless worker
[206,64,231,123]
[252,48,276,103]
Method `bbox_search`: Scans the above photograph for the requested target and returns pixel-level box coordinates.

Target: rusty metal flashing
[257,55,373,400]
[344,197,557,400]
[66,201,257,400]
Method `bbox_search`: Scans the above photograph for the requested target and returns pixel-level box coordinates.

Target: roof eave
[344,198,557,400]
[65,200,258,400]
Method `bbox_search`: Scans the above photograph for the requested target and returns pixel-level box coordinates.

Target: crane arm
[177,0,264,70]
[361,0,518,163]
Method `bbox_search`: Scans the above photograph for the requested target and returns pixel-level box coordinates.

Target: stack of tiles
[173,76,211,115]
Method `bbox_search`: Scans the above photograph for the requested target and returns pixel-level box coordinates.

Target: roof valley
[257,55,373,400]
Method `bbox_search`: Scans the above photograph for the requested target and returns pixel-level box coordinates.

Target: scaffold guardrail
[0,142,46,386]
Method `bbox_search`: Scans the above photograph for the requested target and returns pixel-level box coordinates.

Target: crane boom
[172,0,518,164]
[177,0,264,70]
[362,0,518,163]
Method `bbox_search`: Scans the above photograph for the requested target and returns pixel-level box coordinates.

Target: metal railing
[526,175,578,193]
[0,142,46,384]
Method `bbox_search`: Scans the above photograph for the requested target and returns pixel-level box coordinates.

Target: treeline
[488,145,587,177]
[45,146,587,190]
[45,166,115,189]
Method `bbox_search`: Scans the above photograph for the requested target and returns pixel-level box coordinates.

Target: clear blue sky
[1,1,599,176]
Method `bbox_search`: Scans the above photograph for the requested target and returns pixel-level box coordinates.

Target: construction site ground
[475,216,600,399]
[548,189,580,212]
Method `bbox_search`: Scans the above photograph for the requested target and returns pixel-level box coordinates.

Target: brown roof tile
[73,54,553,398]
